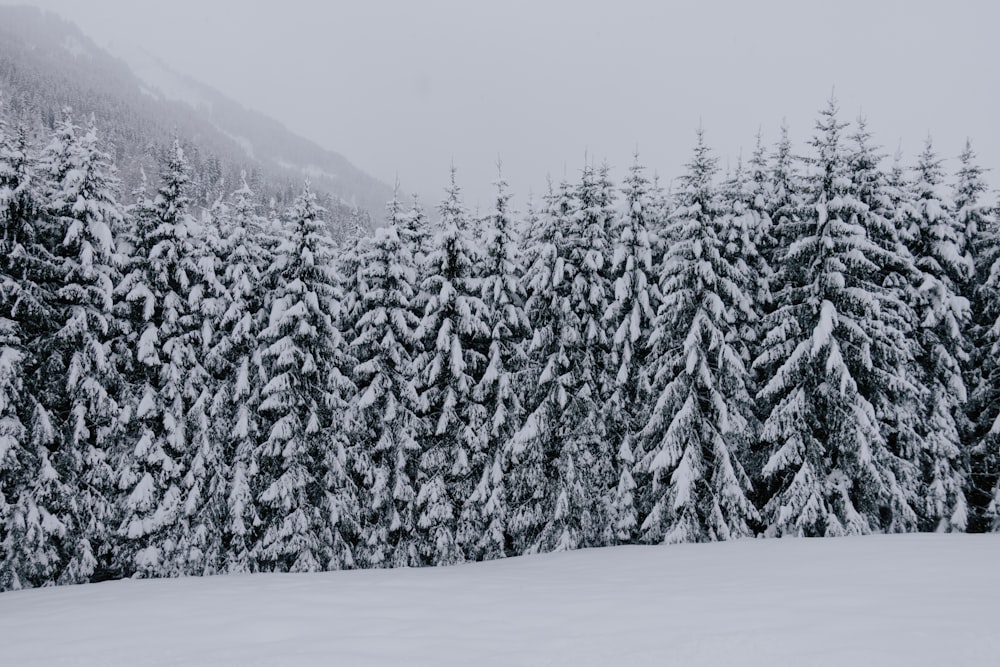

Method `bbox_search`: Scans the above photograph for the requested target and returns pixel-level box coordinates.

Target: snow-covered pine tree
[0,117,70,590]
[36,115,124,583]
[170,194,239,576]
[509,179,575,553]
[901,138,973,532]
[113,141,210,577]
[347,212,422,568]
[564,162,617,546]
[413,169,488,566]
[511,162,616,553]
[254,185,356,572]
[955,141,1000,531]
[461,166,528,560]
[0,120,29,591]
[845,117,922,532]
[976,224,1000,530]
[755,99,914,536]
[639,129,759,543]
[204,177,272,572]
[603,156,657,544]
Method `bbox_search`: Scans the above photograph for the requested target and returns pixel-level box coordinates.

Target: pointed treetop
[678,126,719,204]
[439,165,467,233]
[916,135,945,187]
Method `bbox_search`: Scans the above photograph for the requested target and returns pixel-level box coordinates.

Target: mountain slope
[0,5,394,227]
[0,534,996,666]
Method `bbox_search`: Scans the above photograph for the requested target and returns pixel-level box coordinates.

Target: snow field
[1,534,996,666]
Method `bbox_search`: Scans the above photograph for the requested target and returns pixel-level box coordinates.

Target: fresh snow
[1,535,996,666]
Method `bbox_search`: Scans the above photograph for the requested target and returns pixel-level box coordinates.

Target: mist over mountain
[0,5,395,231]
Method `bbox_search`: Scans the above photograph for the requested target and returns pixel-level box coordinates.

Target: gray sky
[6,0,1000,210]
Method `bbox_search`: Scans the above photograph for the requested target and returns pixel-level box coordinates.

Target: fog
[5,0,999,209]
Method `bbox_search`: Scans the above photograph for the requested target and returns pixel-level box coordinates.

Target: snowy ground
[1,534,997,666]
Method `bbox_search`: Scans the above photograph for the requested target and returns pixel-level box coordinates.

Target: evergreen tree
[955,141,1000,531]
[755,100,913,536]
[564,162,617,546]
[113,141,209,576]
[510,179,575,553]
[512,164,616,553]
[461,167,528,560]
[37,116,123,583]
[0,118,30,588]
[168,210,227,575]
[640,130,759,543]
[845,117,922,532]
[0,117,73,589]
[902,138,972,531]
[254,185,356,572]
[603,156,657,543]
[414,170,487,565]
[976,231,1000,531]
[204,178,273,572]
[348,218,422,568]
[0,323,69,589]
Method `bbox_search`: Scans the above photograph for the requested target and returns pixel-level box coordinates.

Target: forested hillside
[0,5,394,234]
[1,96,998,590]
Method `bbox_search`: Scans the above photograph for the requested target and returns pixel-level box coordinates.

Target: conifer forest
[4,97,1000,591]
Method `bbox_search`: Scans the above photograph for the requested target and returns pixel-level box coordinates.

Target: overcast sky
[5,0,999,209]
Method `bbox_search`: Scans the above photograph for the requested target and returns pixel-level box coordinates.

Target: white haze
[4,0,998,210]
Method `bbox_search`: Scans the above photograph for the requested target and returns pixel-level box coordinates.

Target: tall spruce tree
[976,229,1000,531]
[348,217,422,568]
[640,130,758,543]
[254,185,356,572]
[902,139,972,531]
[462,167,528,560]
[0,117,27,588]
[511,164,616,552]
[0,117,70,589]
[204,178,273,572]
[414,170,488,565]
[37,116,123,583]
[510,179,577,552]
[755,100,914,536]
[603,157,657,543]
[955,141,1000,531]
[565,163,617,545]
[113,141,209,576]
[845,117,923,532]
